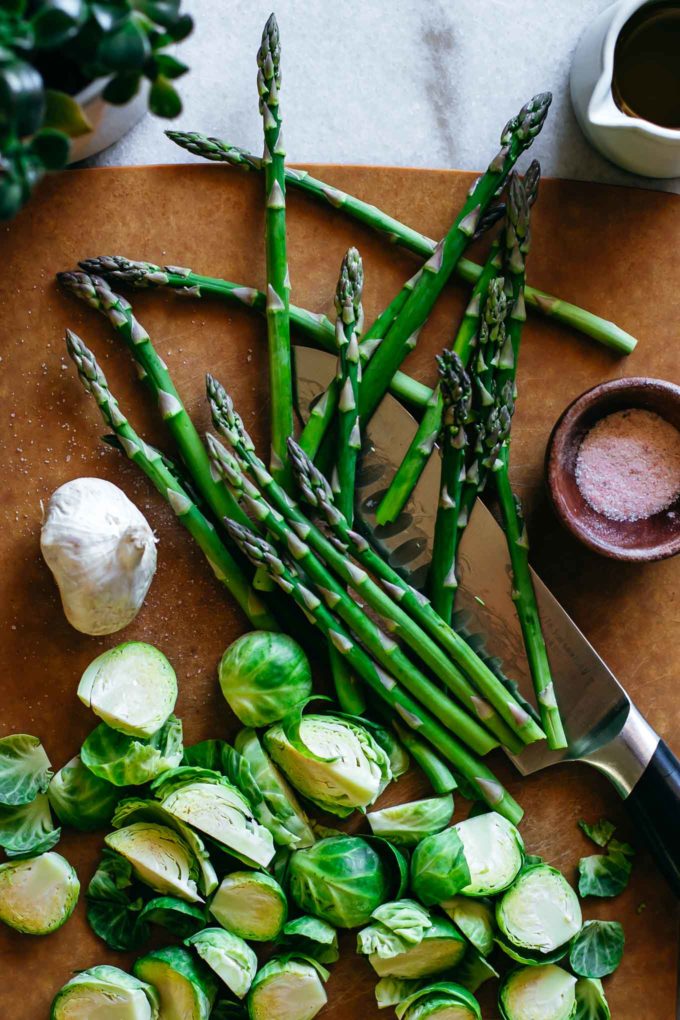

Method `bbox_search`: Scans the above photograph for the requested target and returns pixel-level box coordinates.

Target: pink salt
[575,408,680,522]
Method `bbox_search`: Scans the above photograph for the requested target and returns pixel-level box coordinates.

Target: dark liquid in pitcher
[612,1,680,128]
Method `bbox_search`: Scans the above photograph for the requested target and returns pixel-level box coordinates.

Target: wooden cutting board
[0,163,678,1018]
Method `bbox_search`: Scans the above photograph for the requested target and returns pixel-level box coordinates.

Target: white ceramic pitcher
[570,0,680,178]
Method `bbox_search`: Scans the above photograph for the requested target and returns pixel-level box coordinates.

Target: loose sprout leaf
[278,915,339,964]
[450,948,499,993]
[607,839,634,857]
[367,795,454,847]
[441,896,495,956]
[0,792,60,858]
[48,755,122,831]
[140,896,208,938]
[86,849,149,951]
[372,900,433,943]
[578,850,633,898]
[375,977,423,1009]
[573,978,611,1020]
[578,819,616,848]
[183,739,228,771]
[81,716,183,786]
[0,734,53,805]
[569,920,624,978]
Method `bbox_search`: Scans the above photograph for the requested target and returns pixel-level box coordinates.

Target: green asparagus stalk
[332,248,363,522]
[428,351,472,621]
[64,330,278,631]
[207,432,501,756]
[287,436,545,745]
[257,14,293,487]
[328,645,366,716]
[224,517,523,824]
[77,256,433,412]
[167,132,637,354]
[390,719,458,795]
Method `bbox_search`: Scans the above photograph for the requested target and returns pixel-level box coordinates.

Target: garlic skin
[40,477,157,636]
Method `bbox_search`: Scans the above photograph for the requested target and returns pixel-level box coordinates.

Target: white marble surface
[86,0,679,194]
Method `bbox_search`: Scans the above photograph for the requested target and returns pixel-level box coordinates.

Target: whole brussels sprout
[218,632,312,727]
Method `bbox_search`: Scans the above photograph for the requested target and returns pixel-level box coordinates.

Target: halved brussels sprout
[265,714,392,818]
[368,795,454,847]
[209,870,287,941]
[410,828,471,906]
[51,965,159,1020]
[234,729,314,847]
[219,631,312,727]
[0,852,79,934]
[49,755,121,831]
[0,734,52,805]
[364,916,467,980]
[185,927,257,999]
[454,812,524,897]
[278,915,339,964]
[133,946,218,1020]
[396,982,482,1020]
[441,897,495,956]
[573,978,610,1020]
[78,642,178,738]
[499,965,577,1020]
[81,717,183,786]
[247,956,328,1020]
[105,821,201,903]
[496,865,582,954]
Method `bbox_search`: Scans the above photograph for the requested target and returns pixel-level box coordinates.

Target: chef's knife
[295,346,680,893]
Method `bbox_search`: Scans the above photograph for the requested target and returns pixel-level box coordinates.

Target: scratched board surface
[0,163,678,1017]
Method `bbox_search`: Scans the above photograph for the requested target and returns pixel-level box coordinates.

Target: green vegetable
[0,852,78,935]
[0,792,60,858]
[80,716,183,786]
[577,819,616,849]
[51,966,160,1020]
[278,915,339,964]
[451,949,500,993]
[499,965,577,1020]
[105,821,202,903]
[396,982,482,1020]
[332,246,364,523]
[0,734,52,805]
[496,865,582,954]
[441,896,495,956]
[569,920,624,978]
[247,956,328,1020]
[411,828,471,906]
[212,1000,248,1020]
[209,870,287,941]
[77,642,178,738]
[361,914,467,980]
[151,767,275,869]
[577,845,633,898]
[139,897,207,939]
[573,978,611,1020]
[264,713,392,818]
[288,835,393,928]
[357,717,410,779]
[219,632,312,727]
[494,932,570,967]
[367,795,453,846]
[48,755,121,831]
[133,946,218,1020]
[358,899,433,960]
[186,928,258,999]
[375,977,423,1010]
[86,849,148,952]
[455,812,525,896]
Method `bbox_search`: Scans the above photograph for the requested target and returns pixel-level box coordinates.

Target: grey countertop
[87,0,678,194]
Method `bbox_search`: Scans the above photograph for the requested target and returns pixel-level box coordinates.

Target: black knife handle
[626,740,680,896]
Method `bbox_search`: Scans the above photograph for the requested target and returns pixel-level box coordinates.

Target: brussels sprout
[78,642,178,738]
[288,835,392,928]
[112,797,218,897]
[247,956,328,1020]
[81,716,183,786]
[139,897,207,939]
[499,965,577,1020]
[0,852,79,934]
[362,915,467,980]
[87,849,149,952]
[375,977,423,1010]
[569,920,624,978]
[234,729,314,847]
[368,795,454,847]
[577,845,633,898]
[494,932,570,967]
[454,812,524,897]
[48,755,122,831]
[133,946,218,1020]
[278,915,339,964]
[105,821,202,903]
[0,792,60,858]
[396,982,482,1020]
[51,965,160,1020]
[372,899,433,944]
[186,928,258,999]
[219,631,312,727]
[209,870,288,941]
[265,714,392,818]
[450,948,500,993]
[410,828,471,906]
[441,896,495,956]
[496,865,582,954]
[212,1000,248,1020]
[573,978,610,1020]
[0,734,52,805]
[152,767,275,868]
[341,714,410,779]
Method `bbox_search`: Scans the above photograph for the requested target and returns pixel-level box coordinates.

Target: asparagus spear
[287,437,544,745]
[207,432,501,756]
[328,645,366,716]
[257,14,293,486]
[64,330,278,631]
[77,256,433,412]
[225,517,523,824]
[167,132,637,354]
[332,248,363,523]
[207,379,540,749]
[428,351,472,621]
[390,720,458,795]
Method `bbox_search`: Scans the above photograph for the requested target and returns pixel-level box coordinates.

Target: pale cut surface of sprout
[496,866,582,953]
[40,477,157,635]
[499,964,577,1020]
[454,812,525,896]
[209,870,287,941]
[247,957,328,1020]
[105,822,201,903]
[0,852,79,935]
[50,966,160,1020]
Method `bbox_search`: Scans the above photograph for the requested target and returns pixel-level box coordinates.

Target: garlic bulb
[40,477,157,636]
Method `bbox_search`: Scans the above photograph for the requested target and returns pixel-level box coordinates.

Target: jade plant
[0,0,193,219]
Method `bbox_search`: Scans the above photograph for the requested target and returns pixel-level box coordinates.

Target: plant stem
[329,644,366,715]
[332,248,363,524]
[390,720,458,795]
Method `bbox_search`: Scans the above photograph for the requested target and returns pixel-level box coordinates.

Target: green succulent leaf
[0,733,52,805]
[29,127,69,169]
[153,53,188,79]
[569,920,624,978]
[31,0,87,49]
[0,57,44,137]
[98,16,151,71]
[43,89,92,136]
[149,75,181,117]
[164,12,192,41]
[102,69,142,104]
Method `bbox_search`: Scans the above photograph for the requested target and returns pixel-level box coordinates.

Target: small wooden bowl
[546,377,680,562]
